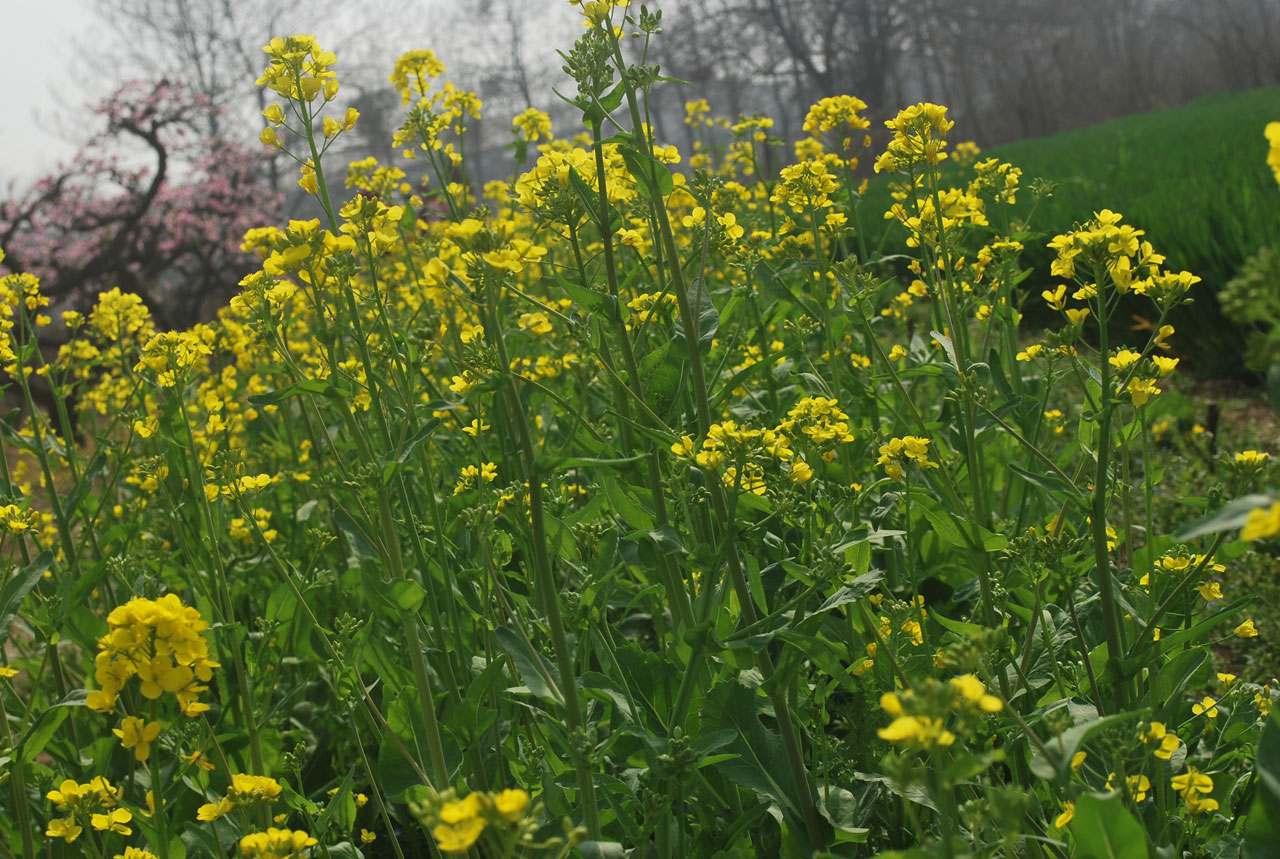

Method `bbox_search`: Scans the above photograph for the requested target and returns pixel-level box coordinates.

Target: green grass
[862,85,1280,377]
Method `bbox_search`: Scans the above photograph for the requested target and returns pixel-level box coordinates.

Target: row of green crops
[1,5,1279,859]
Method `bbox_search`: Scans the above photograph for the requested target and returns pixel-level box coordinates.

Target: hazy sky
[1,0,94,185]
[0,0,584,189]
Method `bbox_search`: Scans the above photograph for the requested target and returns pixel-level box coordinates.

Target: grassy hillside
[864,85,1280,377]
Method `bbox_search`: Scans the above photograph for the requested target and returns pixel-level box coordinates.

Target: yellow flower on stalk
[1125,377,1161,407]
[462,418,490,438]
[433,793,486,853]
[1071,751,1087,772]
[949,674,1003,712]
[1042,284,1067,311]
[257,35,338,102]
[197,797,236,821]
[723,464,767,496]
[1267,122,1280,188]
[1193,580,1222,601]
[117,849,161,859]
[511,107,552,143]
[1235,618,1260,638]
[1191,697,1219,718]
[1143,722,1180,760]
[453,462,498,495]
[47,815,83,843]
[518,312,553,335]
[493,788,530,820]
[1054,801,1074,829]
[298,160,319,195]
[1171,767,1214,799]
[876,436,939,481]
[877,714,955,749]
[1109,349,1141,369]
[1105,773,1150,803]
[91,808,133,835]
[616,228,642,248]
[390,49,446,103]
[87,594,218,717]
[113,717,162,762]
[0,666,17,678]
[238,828,318,858]
[1242,502,1280,541]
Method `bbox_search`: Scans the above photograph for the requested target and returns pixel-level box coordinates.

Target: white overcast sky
[0,0,584,188]
[1,0,94,186]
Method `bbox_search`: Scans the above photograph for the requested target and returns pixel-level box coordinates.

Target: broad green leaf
[1070,793,1149,859]
[619,144,674,200]
[1244,709,1280,857]
[1031,710,1140,781]
[602,475,655,531]
[249,378,339,406]
[1176,494,1275,541]
[0,551,50,647]
[16,689,88,765]
[494,626,562,705]
[702,681,801,817]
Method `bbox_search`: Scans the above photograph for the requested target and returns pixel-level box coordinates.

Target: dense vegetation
[1,5,1278,859]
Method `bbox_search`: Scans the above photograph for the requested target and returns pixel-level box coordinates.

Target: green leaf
[334,508,379,560]
[1030,710,1140,781]
[547,453,647,471]
[249,378,339,406]
[673,277,718,355]
[1176,494,1275,541]
[1267,362,1280,414]
[388,579,426,613]
[1147,648,1207,716]
[391,418,440,464]
[602,476,655,531]
[1244,709,1280,857]
[815,571,885,615]
[493,626,562,704]
[702,681,801,817]
[16,689,88,765]
[619,144,674,200]
[312,768,357,838]
[551,273,624,322]
[930,329,960,371]
[815,782,870,843]
[0,551,50,647]
[1008,462,1077,497]
[1070,793,1149,859]
[638,340,685,417]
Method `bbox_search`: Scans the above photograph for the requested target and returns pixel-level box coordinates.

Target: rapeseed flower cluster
[237,828,318,858]
[410,788,533,853]
[877,674,1003,750]
[45,777,125,843]
[86,594,218,717]
[197,774,284,821]
[876,436,939,481]
[257,35,338,103]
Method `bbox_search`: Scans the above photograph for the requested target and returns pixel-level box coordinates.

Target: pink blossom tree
[0,79,281,330]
